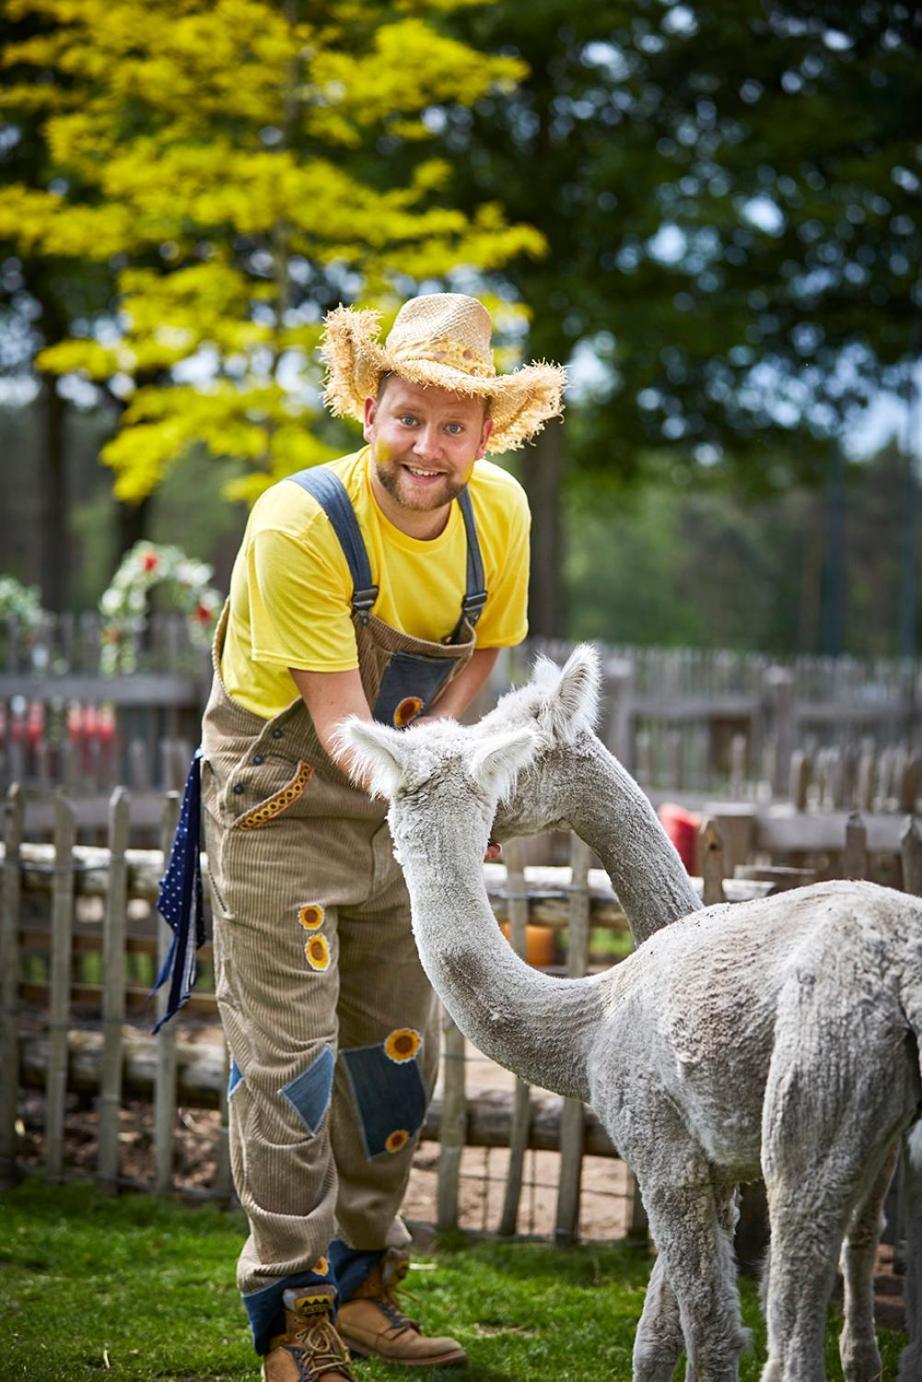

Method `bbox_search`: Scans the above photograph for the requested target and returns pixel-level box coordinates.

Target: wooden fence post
[555,836,591,1245]
[842,812,868,881]
[666,731,683,792]
[635,730,653,787]
[97,788,129,1193]
[0,785,24,1187]
[699,819,726,907]
[788,749,812,812]
[900,754,922,816]
[765,667,794,797]
[498,840,532,1237]
[153,792,180,1194]
[901,818,922,896]
[604,658,635,772]
[436,1008,466,1232]
[823,747,845,810]
[46,792,76,1181]
[729,734,747,799]
[840,745,859,812]
[856,741,877,813]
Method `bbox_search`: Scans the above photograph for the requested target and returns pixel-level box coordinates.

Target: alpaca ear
[469,727,539,804]
[549,644,601,737]
[335,717,409,799]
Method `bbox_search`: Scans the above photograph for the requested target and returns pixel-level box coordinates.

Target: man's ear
[469,727,539,804]
[476,415,494,459]
[362,396,377,443]
[336,717,408,799]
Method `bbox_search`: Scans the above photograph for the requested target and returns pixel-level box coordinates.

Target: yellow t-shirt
[221,448,530,718]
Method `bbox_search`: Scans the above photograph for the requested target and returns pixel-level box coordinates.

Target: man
[197,293,565,1380]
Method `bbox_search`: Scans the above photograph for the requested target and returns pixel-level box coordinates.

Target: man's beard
[374,454,468,512]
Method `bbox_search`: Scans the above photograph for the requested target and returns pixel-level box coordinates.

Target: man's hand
[289,648,503,806]
[418,646,499,723]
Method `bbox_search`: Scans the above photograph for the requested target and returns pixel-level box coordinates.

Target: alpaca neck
[398,822,600,1100]
[560,734,701,945]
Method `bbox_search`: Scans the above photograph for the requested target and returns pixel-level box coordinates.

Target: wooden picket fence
[507,641,922,799]
[6,771,921,1244]
[0,612,206,831]
[4,618,922,837]
[1,784,654,1240]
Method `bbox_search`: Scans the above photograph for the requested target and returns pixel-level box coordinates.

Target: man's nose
[412,425,443,461]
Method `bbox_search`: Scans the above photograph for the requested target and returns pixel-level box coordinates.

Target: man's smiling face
[363,377,493,524]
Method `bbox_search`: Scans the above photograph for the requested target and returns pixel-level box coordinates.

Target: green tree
[440,0,920,634]
[564,441,922,659]
[0,0,543,519]
[0,6,118,607]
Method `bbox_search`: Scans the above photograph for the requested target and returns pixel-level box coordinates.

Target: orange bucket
[500,921,556,968]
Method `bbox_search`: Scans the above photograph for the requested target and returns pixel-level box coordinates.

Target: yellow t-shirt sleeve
[472,487,531,648]
[246,526,360,673]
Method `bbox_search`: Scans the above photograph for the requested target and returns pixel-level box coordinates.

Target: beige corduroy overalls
[199,465,486,1352]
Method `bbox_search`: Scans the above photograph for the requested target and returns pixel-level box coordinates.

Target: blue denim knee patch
[279,1045,335,1136]
[228,1058,244,1100]
[341,1041,426,1160]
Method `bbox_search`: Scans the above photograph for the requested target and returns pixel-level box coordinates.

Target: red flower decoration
[195,602,211,623]
[142,552,159,572]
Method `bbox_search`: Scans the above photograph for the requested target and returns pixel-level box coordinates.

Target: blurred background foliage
[0,0,919,655]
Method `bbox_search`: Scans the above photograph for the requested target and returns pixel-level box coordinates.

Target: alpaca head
[481,643,601,747]
[336,716,540,864]
[475,644,602,839]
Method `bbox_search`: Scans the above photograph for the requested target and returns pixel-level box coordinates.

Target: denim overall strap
[151,747,204,1031]
[455,486,487,634]
[287,467,378,620]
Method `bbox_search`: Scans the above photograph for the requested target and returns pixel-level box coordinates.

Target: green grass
[0,1180,907,1379]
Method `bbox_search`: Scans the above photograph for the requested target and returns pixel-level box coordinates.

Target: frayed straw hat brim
[320,303,566,453]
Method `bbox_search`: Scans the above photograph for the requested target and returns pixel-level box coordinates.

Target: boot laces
[374,1269,422,1339]
[291,1317,352,1378]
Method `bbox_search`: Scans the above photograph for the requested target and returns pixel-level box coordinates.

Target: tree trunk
[116,495,153,557]
[820,447,847,655]
[38,370,69,611]
[523,418,566,638]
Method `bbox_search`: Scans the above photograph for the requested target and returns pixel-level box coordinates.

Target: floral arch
[99,542,223,675]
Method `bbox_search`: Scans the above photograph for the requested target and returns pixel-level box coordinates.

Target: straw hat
[319,293,566,452]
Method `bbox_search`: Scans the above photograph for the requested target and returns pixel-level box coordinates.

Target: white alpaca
[340,649,922,1381]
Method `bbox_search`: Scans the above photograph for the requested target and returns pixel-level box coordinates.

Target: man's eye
[400,415,418,426]
[446,423,464,435]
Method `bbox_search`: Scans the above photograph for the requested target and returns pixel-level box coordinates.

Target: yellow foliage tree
[0,0,543,503]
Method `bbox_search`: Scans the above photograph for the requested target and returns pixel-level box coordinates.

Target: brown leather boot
[261,1284,354,1382]
[336,1249,466,1369]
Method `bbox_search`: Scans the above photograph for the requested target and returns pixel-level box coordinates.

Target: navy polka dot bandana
[151,748,204,1032]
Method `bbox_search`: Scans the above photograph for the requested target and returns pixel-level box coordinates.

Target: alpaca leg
[631,1153,747,1382]
[760,1192,844,1382]
[839,1138,898,1382]
[898,1123,922,1382]
[632,1252,684,1382]
[760,998,904,1382]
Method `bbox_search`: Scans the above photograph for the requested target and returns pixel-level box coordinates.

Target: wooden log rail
[17,1028,622,1160]
[2,841,772,914]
